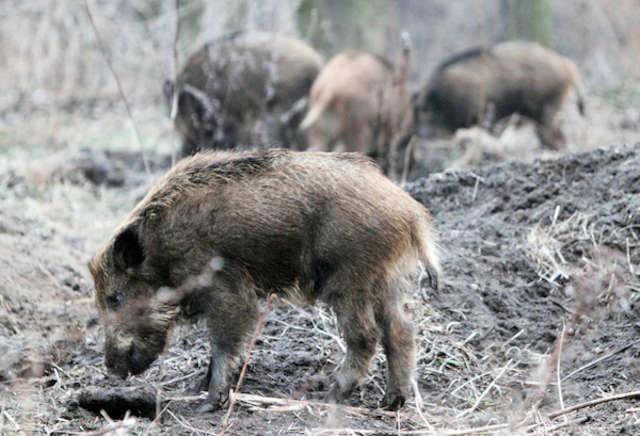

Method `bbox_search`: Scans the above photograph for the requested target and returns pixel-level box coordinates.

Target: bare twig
[626,238,636,274]
[159,368,206,386]
[562,340,640,382]
[166,408,213,435]
[545,415,588,432]
[230,392,397,418]
[2,410,20,431]
[556,322,566,413]
[72,411,137,436]
[411,379,434,432]
[144,399,173,436]
[548,390,640,420]
[456,359,514,418]
[155,355,165,422]
[83,0,150,175]
[309,422,535,436]
[162,394,207,402]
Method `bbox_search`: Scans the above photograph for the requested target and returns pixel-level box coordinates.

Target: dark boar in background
[164,33,323,155]
[89,149,440,411]
[413,41,586,150]
[299,49,413,180]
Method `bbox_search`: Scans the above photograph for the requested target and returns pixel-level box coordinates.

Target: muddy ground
[0,101,639,434]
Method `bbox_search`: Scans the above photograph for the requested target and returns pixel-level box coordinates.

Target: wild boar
[299,49,414,180]
[413,41,586,150]
[164,32,323,156]
[88,149,440,411]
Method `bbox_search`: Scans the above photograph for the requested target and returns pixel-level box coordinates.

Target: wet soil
[1,140,639,434]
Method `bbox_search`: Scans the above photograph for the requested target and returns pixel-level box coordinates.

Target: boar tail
[567,61,586,116]
[574,80,586,117]
[576,92,585,117]
[299,93,332,131]
[412,215,441,290]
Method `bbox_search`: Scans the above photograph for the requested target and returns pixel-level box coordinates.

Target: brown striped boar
[88,149,440,412]
[299,49,414,180]
[164,32,323,155]
[413,41,586,150]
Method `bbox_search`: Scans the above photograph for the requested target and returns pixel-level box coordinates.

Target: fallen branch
[230,392,397,419]
[544,415,588,433]
[548,390,640,420]
[309,422,535,436]
[562,339,640,382]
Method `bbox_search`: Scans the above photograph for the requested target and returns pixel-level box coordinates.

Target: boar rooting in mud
[166,32,323,155]
[89,149,440,411]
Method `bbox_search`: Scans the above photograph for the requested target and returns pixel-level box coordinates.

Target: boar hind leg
[197,268,259,412]
[537,103,566,151]
[327,292,380,403]
[378,298,415,410]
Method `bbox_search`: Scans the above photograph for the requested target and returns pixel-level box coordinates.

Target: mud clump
[78,387,156,419]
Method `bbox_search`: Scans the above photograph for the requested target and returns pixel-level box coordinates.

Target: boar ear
[113,224,144,271]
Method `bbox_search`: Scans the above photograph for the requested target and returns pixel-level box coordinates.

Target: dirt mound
[407,142,640,429]
[1,144,639,434]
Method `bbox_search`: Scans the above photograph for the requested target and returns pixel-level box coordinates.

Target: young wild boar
[164,32,323,156]
[299,49,413,180]
[413,41,586,150]
[89,149,440,411]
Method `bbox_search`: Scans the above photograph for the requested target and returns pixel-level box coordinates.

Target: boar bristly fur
[166,32,323,155]
[300,50,414,181]
[89,149,440,411]
[413,41,586,150]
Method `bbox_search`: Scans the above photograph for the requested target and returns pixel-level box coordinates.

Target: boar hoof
[195,401,219,414]
[381,392,406,411]
[326,380,357,404]
[196,389,229,413]
[193,374,209,394]
[204,387,230,411]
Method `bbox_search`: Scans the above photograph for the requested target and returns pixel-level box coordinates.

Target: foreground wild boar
[413,41,586,150]
[89,149,440,411]
[300,49,413,180]
[164,32,323,155]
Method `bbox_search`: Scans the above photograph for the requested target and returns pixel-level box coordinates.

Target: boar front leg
[196,267,259,413]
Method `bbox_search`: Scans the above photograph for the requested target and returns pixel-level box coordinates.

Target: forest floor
[0,94,639,434]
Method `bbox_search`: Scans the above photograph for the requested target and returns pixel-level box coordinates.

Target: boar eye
[106,293,123,311]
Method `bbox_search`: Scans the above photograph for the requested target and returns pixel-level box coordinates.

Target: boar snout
[104,327,167,378]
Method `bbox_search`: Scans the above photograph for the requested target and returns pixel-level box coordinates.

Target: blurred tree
[502,0,553,47]
[224,0,248,33]
[296,0,387,57]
